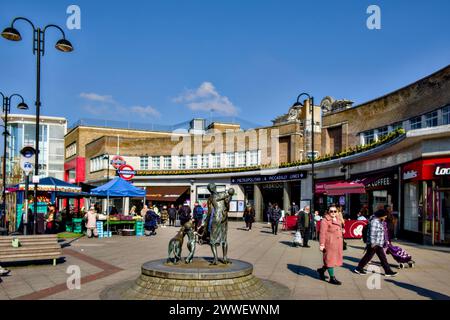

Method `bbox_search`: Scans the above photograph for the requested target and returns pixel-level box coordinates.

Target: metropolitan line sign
[231,171,307,184]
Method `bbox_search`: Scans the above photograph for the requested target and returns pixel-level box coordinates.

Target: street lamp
[103,154,110,182]
[2,17,74,234]
[0,92,28,228]
[292,93,315,216]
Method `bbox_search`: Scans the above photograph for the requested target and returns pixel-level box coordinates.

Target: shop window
[425,111,438,127]
[410,116,422,130]
[404,182,420,232]
[363,130,375,145]
[140,156,149,170]
[443,105,450,125]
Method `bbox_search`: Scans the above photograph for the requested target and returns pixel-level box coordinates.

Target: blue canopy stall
[90,177,146,235]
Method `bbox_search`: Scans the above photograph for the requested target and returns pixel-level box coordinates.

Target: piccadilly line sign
[231,171,307,184]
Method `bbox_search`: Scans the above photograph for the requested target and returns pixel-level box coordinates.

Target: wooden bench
[0,234,62,266]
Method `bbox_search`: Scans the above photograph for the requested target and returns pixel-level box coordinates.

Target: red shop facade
[402,157,450,245]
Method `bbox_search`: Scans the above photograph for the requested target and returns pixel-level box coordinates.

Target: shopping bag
[175,219,181,227]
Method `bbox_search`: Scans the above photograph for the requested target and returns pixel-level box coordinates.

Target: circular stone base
[113,257,280,300]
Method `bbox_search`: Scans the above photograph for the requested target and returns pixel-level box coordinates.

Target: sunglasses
[329,210,337,213]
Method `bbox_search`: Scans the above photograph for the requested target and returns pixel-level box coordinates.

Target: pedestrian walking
[243,204,255,231]
[193,202,204,230]
[317,205,344,285]
[297,205,312,247]
[354,207,398,277]
[179,202,192,226]
[266,202,273,225]
[144,207,158,236]
[84,205,98,238]
[160,205,169,228]
[290,202,299,216]
[168,204,177,226]
[270,203,281,235]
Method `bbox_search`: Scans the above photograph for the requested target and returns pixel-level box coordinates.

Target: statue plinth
[119,257,269,300]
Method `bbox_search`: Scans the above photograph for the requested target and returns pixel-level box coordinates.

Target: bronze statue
[167,220,197,264]
[199,183,235,265]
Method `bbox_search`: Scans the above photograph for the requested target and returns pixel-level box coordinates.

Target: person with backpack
[193,202,204,230]
[354,207,398,277]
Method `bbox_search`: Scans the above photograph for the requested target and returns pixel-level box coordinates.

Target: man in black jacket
[270,203,281,235]
[179,203,192,226]
[297,205,312,247]
[168,204,177,226]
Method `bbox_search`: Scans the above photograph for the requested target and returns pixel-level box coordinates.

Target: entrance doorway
[261,183,284,222]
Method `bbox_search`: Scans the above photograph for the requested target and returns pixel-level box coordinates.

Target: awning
[146,186,190,202]
[315,181,345,194]
[324,182,366,195]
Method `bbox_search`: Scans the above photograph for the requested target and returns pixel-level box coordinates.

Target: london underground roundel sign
[117,164,136,181]
[111,155,126,169]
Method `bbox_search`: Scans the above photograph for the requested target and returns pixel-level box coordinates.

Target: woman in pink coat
[317,205,344,285]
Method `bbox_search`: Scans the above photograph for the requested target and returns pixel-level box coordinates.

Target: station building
[65,64,450,245]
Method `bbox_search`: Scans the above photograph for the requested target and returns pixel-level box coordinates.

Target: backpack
[362,222,370,243]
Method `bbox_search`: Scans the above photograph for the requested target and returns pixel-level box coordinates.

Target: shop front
[145,186,191,208]
[231,172,306,222]
[402,157,450,245]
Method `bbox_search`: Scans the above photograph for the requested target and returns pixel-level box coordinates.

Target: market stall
[90,177,146,236]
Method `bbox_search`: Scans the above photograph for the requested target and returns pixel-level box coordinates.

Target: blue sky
[1,0,449,128]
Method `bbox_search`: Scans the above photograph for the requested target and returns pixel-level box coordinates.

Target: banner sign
[231,171,307,184]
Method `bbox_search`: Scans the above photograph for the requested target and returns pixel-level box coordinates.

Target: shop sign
[117,164,136,180]
[403,170,418,180]
[365,177,392,189]
[435,166,450,176]
[110,155,126,169]
[231,171,307,184]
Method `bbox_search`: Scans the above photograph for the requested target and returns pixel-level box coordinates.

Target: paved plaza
[1,221,449,300]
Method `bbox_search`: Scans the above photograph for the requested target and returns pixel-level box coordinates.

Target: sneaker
[385,271,398,277]
[354,268,367,275]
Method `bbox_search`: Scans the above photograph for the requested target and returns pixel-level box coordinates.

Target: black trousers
[245,221,253,230]
[357,245,393,274]
[169,218,175,226]
[271,221,279,235]
[301,227,311,246]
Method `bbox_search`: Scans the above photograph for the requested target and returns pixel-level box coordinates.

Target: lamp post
[103,154,110,182]
[0,92,28,228]
[291,93,315,216]
[2,17,74,234]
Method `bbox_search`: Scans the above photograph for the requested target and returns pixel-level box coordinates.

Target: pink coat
[319,215,343,268]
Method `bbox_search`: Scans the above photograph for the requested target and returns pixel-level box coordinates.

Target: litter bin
[72,218,83,234]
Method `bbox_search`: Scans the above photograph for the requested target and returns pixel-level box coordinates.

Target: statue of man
[200,183,234,265]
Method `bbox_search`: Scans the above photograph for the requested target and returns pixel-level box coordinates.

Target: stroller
[386,242,415,269]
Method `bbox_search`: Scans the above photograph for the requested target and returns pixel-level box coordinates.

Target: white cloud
[79,93,160,119]
[130,105,161,118]
[80,92,116,104]
[174,82,238,116]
